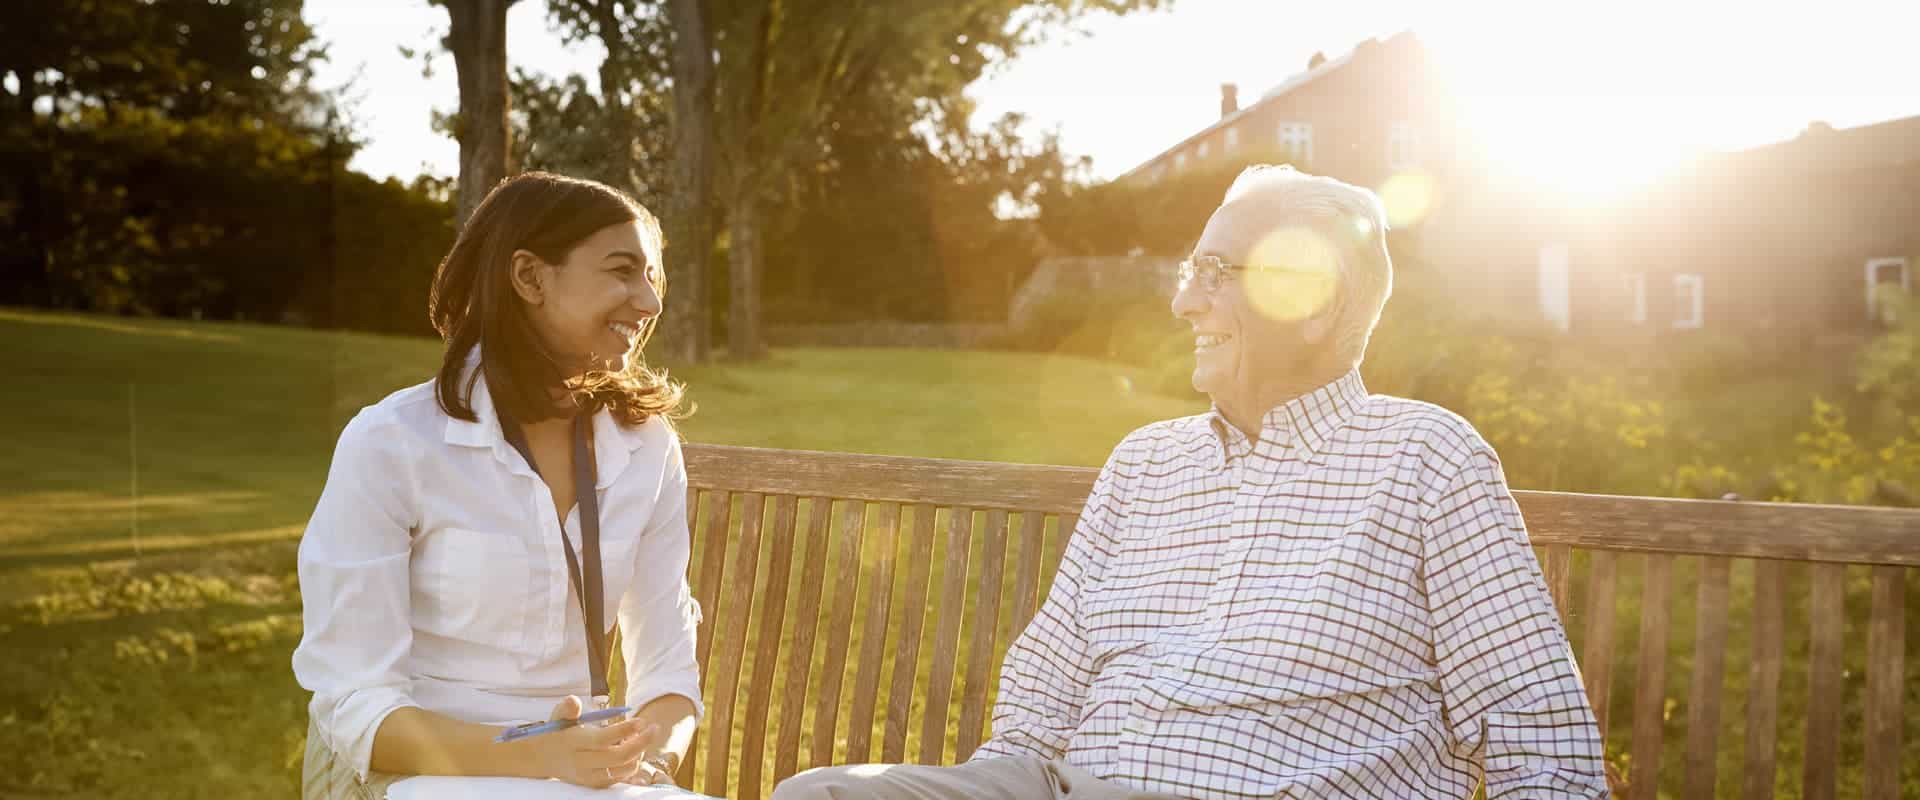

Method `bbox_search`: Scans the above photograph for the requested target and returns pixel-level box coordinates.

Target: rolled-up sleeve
[618,433,704,717]
[292,408,421,780]
[1421,437,1609,797]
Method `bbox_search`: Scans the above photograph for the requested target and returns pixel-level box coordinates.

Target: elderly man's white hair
[1218,165,1394,369]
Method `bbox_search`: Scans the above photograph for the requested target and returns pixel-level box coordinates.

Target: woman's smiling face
[519,219,663,375]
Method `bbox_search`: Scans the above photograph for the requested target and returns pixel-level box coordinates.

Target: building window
[1197,140,1210,160]
[1147,164,1166,183]
[1673,274,1704,329]
[1225,127,1241,153]
[1867,257,1910,324]
[1387,122,1418,171]
[1173,152,1188,172]
[1277,121,1313,166]
[1538,244,1571,333]
[1626,272,1647,323]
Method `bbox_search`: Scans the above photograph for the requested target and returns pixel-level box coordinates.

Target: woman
[295,173,708,799]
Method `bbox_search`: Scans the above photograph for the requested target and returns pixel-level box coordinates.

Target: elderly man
[774,166,1608,798]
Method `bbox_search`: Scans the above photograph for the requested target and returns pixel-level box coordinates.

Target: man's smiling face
[1172,203,1342,405]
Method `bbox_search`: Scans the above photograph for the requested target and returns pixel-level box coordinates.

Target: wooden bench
[669,444,1920,800]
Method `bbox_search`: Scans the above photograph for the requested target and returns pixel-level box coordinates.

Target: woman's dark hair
[428,171,684,427]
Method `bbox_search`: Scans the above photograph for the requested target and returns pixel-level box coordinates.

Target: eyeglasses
[1175,255,1307,294]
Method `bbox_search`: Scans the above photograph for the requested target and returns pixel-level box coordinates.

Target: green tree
[764,101,1079,324]
[0,0,342,314]
[701,0,1172,359]
[0,1,454,332]
[528,0,674,200]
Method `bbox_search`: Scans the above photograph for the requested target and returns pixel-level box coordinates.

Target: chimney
[1220,83,1238,119]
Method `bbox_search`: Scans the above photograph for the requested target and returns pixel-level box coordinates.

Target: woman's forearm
[368,706,548,779]
[368,697,690,781]
[634,693,698,767]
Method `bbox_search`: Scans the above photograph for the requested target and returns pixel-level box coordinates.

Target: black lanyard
[500,410,609,702]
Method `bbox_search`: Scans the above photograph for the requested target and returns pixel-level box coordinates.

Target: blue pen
[493,705,635,743]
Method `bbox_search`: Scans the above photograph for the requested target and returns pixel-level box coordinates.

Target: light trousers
[771,757,1184,800]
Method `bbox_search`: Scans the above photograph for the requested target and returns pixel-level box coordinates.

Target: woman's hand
[633,752,681,785]
[533,696,660,788]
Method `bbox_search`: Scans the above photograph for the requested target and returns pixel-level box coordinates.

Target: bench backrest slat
[919,507,974,766]
[688,446,1093,514]
[809,501,866,775]
[773,496,834,783]
[736,495,799,798]
[844,503,901,763]
[687,445,1920,565]
[1801,563,1846,800]
[1628,555,1675,800]
[1863,565,1907,800]
[675,444,1920,800]
[1523,492,1920,566]
[702,492,767,795]
[678,489,729,787]
[956,509,1012,761]
[1742,559,1787,800]
[1581,551,1620,734]
[691,491,732,677]
[882,505,940,764]
[1681,556,1732,800]
[1543,543,1574,618]
[1008,512,1048,665]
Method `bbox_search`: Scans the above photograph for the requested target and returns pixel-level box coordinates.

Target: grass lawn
[0,308,1201,798]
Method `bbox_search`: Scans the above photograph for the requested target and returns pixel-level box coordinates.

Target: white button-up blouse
[292,365,703,780]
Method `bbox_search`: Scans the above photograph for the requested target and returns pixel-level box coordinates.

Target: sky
[308,0,1919,192]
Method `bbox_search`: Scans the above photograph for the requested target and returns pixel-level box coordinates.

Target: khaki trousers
[302,718,408,800]
[771,757,1184,800]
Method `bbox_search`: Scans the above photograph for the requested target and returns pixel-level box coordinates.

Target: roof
[1114,30,1418,183]
[1699,114,1920,177]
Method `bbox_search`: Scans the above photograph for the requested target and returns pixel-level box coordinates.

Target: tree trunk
[659,0,714,363]
[589,0,633,193]
[716,0,774,361]
[2,66,49,306]
[728,191,765,360]
[443,0,516,229]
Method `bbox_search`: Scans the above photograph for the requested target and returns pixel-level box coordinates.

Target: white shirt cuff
[326,688,420,781]
[624,674,705,721]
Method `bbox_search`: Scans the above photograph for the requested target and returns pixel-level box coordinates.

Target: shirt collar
[1206,369,1368,463]
[441,348,649,490]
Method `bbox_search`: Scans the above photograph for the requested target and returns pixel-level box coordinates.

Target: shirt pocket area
[411,526,533,651]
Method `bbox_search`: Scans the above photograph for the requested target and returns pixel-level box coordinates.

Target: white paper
[386,777,718,800]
